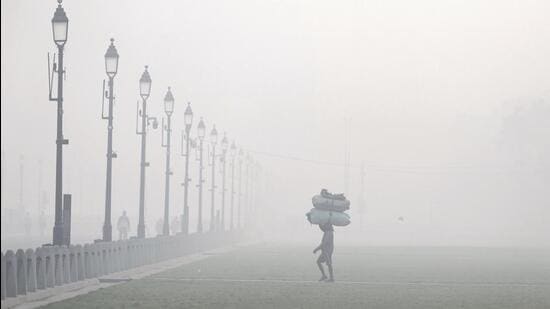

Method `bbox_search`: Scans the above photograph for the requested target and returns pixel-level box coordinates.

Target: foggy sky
[1,0,549,247]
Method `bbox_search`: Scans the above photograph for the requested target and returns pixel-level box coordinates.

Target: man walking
[313,222,334,282]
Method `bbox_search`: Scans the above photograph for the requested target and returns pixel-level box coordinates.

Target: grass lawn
[43,244,550,309]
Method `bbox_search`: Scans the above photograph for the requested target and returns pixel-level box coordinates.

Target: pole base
[103,224,112,242]
[162,223,170,236]
[52,224,64,246]
[137,224,145,238]
[181,208,189,235]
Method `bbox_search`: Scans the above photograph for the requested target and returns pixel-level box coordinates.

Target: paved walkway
[3,244,245,309]
[36,244,550,309]
[151,276,550,287]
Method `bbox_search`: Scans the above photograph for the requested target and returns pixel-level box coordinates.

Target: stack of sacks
[306,189,351,226]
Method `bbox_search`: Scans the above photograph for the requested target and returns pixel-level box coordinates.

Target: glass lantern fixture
[230,141,237,157]
[51,0,68,46]
[221,135,229,152]
[139,66,152,99]
[164,87,175,116]
[197,118,206,140]
[210,126,218,145]
[104,38,119,78]
[184,102,193,128]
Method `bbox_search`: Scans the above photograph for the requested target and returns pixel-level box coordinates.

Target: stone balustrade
[1,230,243,302]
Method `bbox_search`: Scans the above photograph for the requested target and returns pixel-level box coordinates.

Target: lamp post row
[48,0,259,244]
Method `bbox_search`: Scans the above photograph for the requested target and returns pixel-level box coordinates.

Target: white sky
[1,0,549,247]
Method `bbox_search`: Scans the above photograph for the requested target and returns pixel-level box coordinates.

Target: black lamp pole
[136,66,154,238]
[50,0,69,246]
[162,87,174,236]
[102,38,119,242]
[196,118,206,233]
[220,135,228,231]
[237,149,243,229]
[244,154,250,228]
[181,103,193,234]
[209,126,218,231]
[229,142,236,230]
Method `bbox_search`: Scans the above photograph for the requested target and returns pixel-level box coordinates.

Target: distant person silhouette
[117,210,130,240]
[313,223,334,282]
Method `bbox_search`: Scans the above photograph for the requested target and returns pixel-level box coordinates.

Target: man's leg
[317,254,327,281]
[326,254,334,282]
[326,263,334,282]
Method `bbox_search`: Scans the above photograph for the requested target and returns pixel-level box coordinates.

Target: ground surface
[42,244,550,309]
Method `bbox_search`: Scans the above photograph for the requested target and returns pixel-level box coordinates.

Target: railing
[1,230,243,301]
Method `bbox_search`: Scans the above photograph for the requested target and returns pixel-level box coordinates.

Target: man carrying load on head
[313,222,335,282]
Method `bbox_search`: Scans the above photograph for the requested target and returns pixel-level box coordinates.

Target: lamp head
[197,118,206,140]
[139,65,152,99]
[230,141,237,157]
[221,134,229,152]
[51,0,69,46]
[184,102,193,129]
[104,38,119,78]
[210,125,218,145]
[164,86,175,116]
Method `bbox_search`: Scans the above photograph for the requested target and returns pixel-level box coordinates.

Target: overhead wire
[245,149,527,175]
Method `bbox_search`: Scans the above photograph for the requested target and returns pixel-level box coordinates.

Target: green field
[43,244,550,309]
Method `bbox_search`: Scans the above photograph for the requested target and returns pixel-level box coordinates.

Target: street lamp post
[19,156,24,213]
[244,153,250,227]
[49,0,69,246]
[180,103,193,234]
[136,66,156,238]
[162,87,174,236]
[250,156,256,225]
[229,142,237,230]
[196,118,206,233]
[219,134,228,231]
[248,155,255,227]
[208,126,218,231]
[256,162,261,216]
[102,38,119,242]
[237,148,244,229]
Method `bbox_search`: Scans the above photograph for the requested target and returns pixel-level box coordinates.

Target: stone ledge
[1,243,250,309]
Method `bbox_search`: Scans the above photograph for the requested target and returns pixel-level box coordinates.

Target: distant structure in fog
[343,118,351,194]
